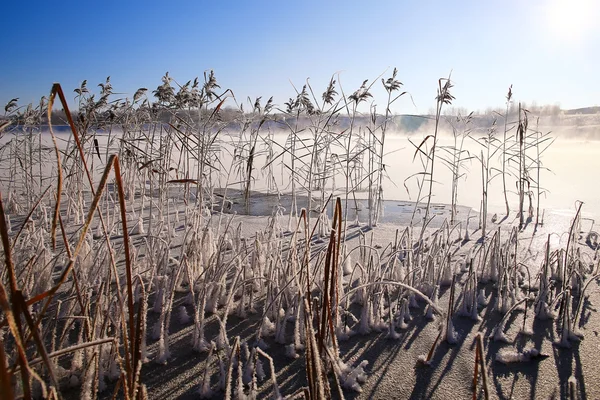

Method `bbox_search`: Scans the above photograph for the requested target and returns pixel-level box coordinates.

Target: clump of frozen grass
[385,296,401,340]
[445,319,459,344]
[358,301,373,335]
[177,305,191,324]
[425,291,438,320]
[274,308,288,344]
[261,316,276,337]
[285,343,299,359]
[151,276,166,314]
[477,288,489,307]
[370,293,387,332]
[555,288,582,348]
[5,213,12,234]
[133,215,145,235]
[395,297,410,330]
[458,267,480,321]
[495,347,542,364]
[192,289,211,352]
[445,275,458,344]
[343,252,353,275]
[337,359,369,393]
[386,318,401,340]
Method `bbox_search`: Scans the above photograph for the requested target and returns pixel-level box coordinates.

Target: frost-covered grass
[0,73,597,399]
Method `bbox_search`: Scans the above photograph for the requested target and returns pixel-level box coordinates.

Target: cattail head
[382,68,402,93]
[322,77,338,105]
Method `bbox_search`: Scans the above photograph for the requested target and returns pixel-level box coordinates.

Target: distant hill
[563,106,600,115]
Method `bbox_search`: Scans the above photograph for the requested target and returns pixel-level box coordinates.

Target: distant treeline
[0,110,431,134]
[2,103,598,136]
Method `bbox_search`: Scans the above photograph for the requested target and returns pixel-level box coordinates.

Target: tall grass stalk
[417,76,454,243]
[501,85,513,217]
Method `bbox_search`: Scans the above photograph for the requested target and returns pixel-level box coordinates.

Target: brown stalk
[304,321,315,399]
[319,229,336,353]
[114,373,129,400]
[113,157,139,396]
[0,338,14,400]
[472,337,479,400]
[47,85,129,364]
[15,290,62,396]
[0,194,19,299]
[131,277,147,398]
[304,297,327,399]
[0,192,32,398]
[330,198,342,335]
[303,387,310,400]
[300,209,311,313]
[315,197,343,356]
[472,333,489,400]
[121,370,131,400]
[51,84,95,193]
[446,274,456,329]
[478,334,489,399]
[47,87,64,251]
[226,337,241,399]
[424,327,443,364]
[25,84,119,322]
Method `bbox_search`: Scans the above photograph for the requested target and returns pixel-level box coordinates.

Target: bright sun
[545,0,598,42]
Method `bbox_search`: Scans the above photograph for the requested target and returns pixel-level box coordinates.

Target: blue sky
[1,0,599,114]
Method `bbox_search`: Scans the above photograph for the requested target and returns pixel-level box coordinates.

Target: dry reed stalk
[332,198,342,324]
[318,200,342,351]
[114,157,140,397]
[14,290,61,392]
[0,192,33,397]
[0,338,14,399]
[472,333,489,400]
[47,86,64,251]
[502,86,513,215]
[303,297,328,399]
[446,274,456,328]
[47,84,122,326]
[423,327,443,365]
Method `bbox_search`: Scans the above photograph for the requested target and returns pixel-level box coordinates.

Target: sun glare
[545,0,598,43]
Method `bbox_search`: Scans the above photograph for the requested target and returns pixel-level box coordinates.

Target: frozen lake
[1,126,598,220]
